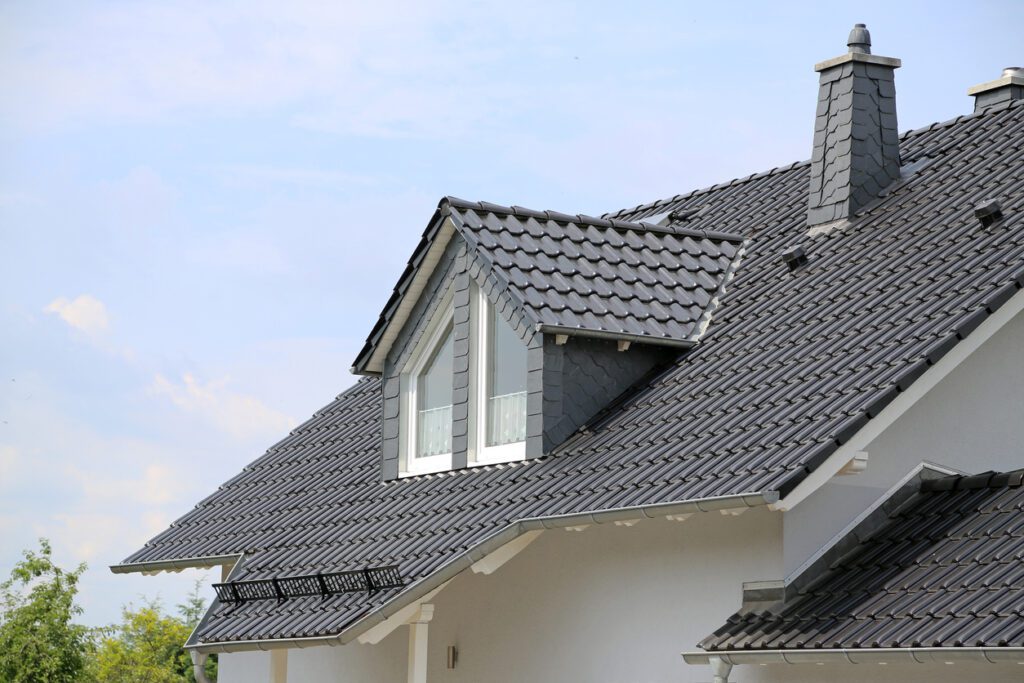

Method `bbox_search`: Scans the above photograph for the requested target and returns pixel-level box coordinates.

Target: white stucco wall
[783,306,1024,575]
[218,508,783,683]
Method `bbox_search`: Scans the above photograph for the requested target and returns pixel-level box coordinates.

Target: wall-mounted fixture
[446,645,459,670]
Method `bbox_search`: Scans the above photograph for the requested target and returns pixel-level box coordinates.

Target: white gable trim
[361,217,457,375]
[772,287,1024,512]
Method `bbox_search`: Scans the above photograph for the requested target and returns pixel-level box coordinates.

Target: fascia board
[683,647,1024,666]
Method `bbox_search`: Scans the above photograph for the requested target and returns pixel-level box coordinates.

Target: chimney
[969,67,1024,112]
[807,24,901,228]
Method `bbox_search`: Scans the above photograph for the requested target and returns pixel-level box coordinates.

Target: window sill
[471,441,526,467]
[400,453,453,477]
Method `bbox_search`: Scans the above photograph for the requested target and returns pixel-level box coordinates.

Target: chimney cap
[847,23,871,54]
[815,25,900,72]
[967,67,1024,97]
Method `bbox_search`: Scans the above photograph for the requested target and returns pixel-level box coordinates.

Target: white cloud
[0,445,18,482]
[64,461,184,507]
[150,372,296,439]
[44,294,110,336]
[0,1,496,137]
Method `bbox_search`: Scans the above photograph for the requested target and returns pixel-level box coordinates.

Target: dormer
[352,197,744,480]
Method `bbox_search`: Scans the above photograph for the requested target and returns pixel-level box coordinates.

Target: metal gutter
[683,647,1024,666]
[187,490,777,654]
[535,324,697,349]
[109,553,242,575]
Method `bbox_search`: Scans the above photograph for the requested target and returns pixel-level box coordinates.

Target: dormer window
[401,300,455,476]
[414,324,454,459]
[399,284,527,476]
[473,296,527,463]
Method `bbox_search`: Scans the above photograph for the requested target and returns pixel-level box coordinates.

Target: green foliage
[0,538,90,683]
[88,602,192,683]
[1,541,217,683]
[87,581,217,683]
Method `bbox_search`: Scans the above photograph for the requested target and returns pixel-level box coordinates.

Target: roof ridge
[442,196,744,244]
[606,98,1024,221]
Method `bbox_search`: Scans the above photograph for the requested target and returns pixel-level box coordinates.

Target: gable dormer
[353,197,744,480]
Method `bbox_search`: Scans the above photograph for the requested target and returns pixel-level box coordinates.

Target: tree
[0,538,91,683]
[88,582,217,683]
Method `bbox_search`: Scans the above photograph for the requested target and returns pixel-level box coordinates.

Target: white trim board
[362,217,456,375]
[772,287,1024,512]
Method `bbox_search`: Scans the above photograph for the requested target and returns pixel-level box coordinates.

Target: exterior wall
[784,307,1024,575]
[217,635,407,683]
[216,508,782,683]
[529,334,676,456]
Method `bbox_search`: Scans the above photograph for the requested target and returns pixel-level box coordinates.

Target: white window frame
[400,292,455,477]
[471,292,527,466]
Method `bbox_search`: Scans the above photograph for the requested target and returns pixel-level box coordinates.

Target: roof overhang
[109,554,242,575]
[353,214,457,375]
[683,647,1024,666]
[185,490,778,654]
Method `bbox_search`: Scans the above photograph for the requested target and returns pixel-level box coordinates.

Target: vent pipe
[807,24,902,228]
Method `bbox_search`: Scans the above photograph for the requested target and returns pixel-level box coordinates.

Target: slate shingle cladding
[808,55,901,226]
[700,469,1024,651]
[116,99,1024,646]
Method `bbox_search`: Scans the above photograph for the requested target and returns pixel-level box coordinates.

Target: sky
[1,0,1020,627]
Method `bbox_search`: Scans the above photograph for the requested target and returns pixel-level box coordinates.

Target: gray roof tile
[117,100,1024,646]
[353,199,743,372]
[700,470,1024,651]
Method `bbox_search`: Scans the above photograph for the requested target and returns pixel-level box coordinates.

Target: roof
[699,468,1024,652]
[352,197,744,373]
[115,99,1024,650]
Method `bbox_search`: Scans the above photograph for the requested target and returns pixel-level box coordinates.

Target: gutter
[110,554,242,575]
[187,490,777,654]
[683,647,1024,666]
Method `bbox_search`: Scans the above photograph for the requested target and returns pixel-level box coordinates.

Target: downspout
[190,651,212,683]
[710,655,732,683]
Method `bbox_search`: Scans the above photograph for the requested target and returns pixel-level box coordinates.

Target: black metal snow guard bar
[213,566,403,605]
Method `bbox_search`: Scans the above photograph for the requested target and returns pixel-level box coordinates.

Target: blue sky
[1,1,1019,627]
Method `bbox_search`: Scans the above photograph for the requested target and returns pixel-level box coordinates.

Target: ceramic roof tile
[700,469,1024,651]
[443,198,742,345]
[117,100,1024,646]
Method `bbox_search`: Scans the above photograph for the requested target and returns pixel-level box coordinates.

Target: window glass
[416,326,453,457]
[486,308,527,447]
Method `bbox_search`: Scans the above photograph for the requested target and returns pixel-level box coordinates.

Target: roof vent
[974,199,1004,227]
[968,67,1024,112]
[781,245,809,272]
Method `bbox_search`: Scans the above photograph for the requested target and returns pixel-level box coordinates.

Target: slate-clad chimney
[969,67,1024,112]
[808,24,901,227]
